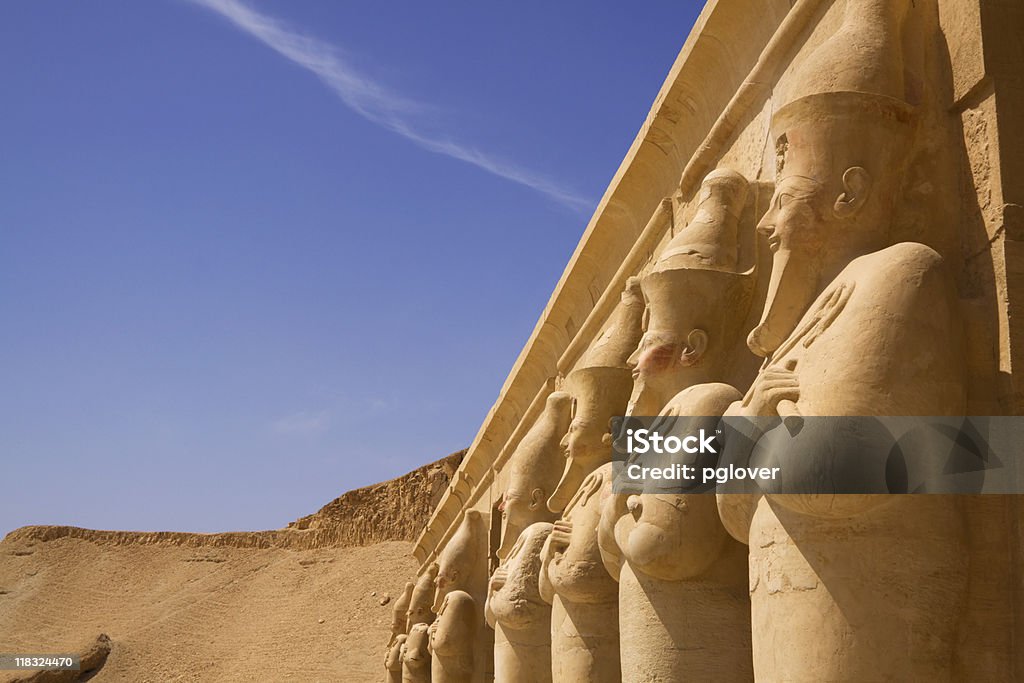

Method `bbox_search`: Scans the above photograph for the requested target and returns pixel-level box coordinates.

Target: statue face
[548,365,633,514]
[406,602,432,630]
[407,565,437,629]
[627,330,684,415]
[759,175,825,257]
[547,412,609,513]
[749,174,828,356]
[562,414,605,465]
[434,564,459,598]
[629,331,679,383]
[620,493,730,581]
[404,624,430,669]
[385,635,406,671]
[497,485,543,559]
[623,495,677,566]
[390,607,407,635]
[488,523,552,629]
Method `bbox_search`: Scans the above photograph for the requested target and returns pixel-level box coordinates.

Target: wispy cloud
[271,409,331,436]
[184,0,592,212]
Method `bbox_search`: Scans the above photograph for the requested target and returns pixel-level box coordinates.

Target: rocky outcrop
[288,450,466,545]
[3,451,465,551]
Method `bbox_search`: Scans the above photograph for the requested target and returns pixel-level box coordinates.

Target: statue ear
[834,166,871,219]
[529,487,545,510]
[680,329,709,366]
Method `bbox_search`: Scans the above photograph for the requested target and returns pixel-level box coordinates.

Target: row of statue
[384,1,988,680]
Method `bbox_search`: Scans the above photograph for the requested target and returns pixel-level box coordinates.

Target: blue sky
[0,0,703,536]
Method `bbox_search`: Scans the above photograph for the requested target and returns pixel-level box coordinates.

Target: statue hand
[489,568,508,593]
[549,519,572,550]
[743,367,800,416]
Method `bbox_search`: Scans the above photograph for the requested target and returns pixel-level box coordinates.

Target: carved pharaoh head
[498,391,571,560]
[389,582,414,643]
[385,633,406,673]
[402,623,431,674]
[627,169,754,416]
[547,280,643,514]
[433,510,487,611]
[430,590,479,665]
[407,564,438,630]
[750,0,919,356]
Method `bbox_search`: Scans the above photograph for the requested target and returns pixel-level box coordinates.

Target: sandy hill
[0,452,463,683]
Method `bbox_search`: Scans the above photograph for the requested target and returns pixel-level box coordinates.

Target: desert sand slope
[0,534,416,682]
[0,454,465,682]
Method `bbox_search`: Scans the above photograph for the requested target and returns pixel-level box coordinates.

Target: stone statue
[389,582,415,646]
[597,172,756,681]
[402,624,431,683]
[547,278,644,514]
[532,277,643,683]
[600,392,752,682]
[539,463,620,683]
[484,522,553,683]
[496,391,571,560]
[385,634,407,683]
[626,168,755,417]
[432,510,489,609]
[407,564,438,631]
[430,510,488,683]
[718,1,969,680]
[429,591,479,683]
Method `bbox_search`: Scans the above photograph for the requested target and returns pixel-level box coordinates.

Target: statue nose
[627,495,642,515]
